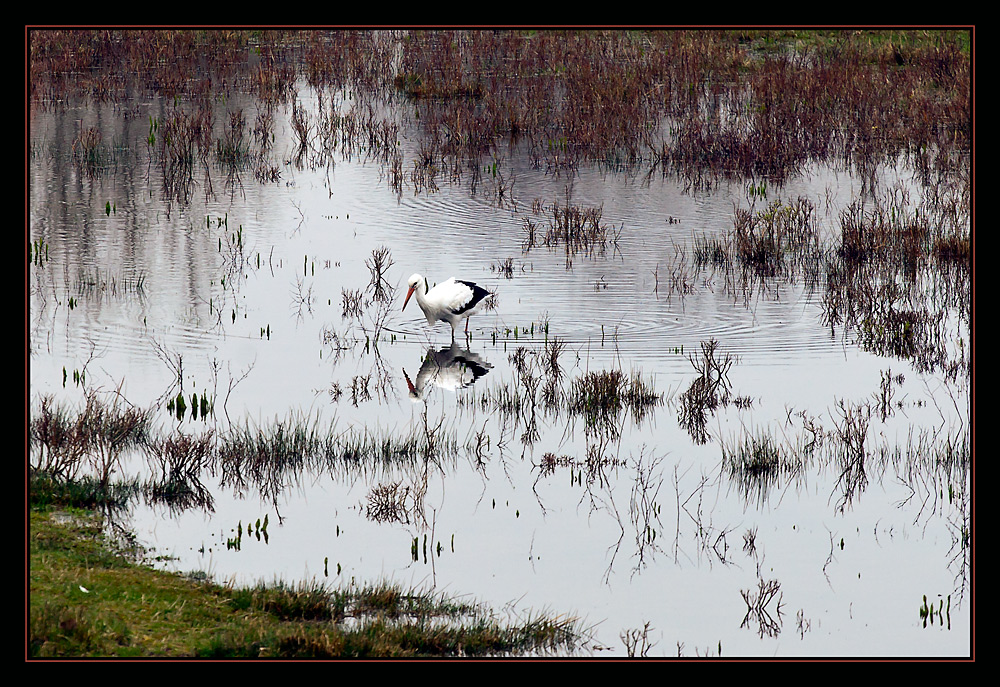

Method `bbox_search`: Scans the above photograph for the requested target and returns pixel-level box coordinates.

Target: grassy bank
[28,478,587,658]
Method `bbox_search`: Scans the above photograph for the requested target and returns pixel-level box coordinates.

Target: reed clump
[520,196,622,262]
[731,197,819,277]
[677,339,735,444]
[30,392,152,485]
[567,369,663,431]
[722,431,803,507]
[932,234,970,265]
[144,431,216,512]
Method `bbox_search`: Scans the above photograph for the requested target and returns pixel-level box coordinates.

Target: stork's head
[403,273,424,311]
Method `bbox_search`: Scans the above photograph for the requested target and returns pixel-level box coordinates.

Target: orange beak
[403,284,416,311]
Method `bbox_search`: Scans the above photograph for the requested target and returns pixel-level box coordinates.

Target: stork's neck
[414,278,436,324]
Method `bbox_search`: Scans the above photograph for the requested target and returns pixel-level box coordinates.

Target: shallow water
[28,90,970,657]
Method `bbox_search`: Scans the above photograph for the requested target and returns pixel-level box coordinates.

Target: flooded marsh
[28,29,971,658]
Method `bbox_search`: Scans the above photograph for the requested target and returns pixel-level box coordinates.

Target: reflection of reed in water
[403,344,492,400]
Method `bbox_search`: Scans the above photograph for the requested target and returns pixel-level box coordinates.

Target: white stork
[402,273,491,342]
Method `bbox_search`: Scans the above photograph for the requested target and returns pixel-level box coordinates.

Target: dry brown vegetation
[30,29,970,191]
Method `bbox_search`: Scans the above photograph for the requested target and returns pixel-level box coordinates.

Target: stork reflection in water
[403,343,492,400]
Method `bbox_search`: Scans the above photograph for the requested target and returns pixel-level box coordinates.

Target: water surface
[28,86,970,658]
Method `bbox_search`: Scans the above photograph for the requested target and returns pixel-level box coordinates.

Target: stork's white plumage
[402,273,490,342]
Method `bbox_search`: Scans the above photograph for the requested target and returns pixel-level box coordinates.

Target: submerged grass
[721,403,970,528]
[821,183,969,379]
[461,339,663,446]
[29,395,459,513]
[676,185,969,382]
